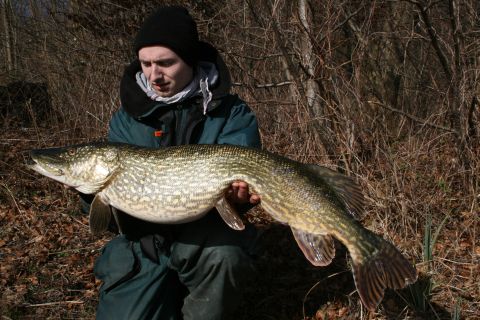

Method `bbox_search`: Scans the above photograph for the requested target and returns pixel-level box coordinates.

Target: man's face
[138,46,194,98]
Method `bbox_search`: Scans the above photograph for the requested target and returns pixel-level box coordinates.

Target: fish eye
[67,149,76,156]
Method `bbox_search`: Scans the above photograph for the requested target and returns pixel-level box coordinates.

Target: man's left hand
[227,181,261,205]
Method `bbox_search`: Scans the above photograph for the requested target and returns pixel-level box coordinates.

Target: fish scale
[28,142,417,310]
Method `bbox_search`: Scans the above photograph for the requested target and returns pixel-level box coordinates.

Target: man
[90,5,262,320]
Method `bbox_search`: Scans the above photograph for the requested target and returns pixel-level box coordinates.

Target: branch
[368,100,457,133]
[222,52,294,61]
[414,1,453,80]
[448,0,462,73]
[24,300,84,307]
[232,81,294,88]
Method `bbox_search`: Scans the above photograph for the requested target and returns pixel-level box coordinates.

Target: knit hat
[133,6,199,67]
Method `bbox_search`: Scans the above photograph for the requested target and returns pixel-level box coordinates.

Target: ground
[0,125,478,319]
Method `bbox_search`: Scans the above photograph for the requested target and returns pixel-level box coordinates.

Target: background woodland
[0,0,478,319]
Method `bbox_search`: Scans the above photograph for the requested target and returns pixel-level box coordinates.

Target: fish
[28,142,417,310]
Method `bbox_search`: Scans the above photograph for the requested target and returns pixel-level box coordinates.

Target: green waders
[94,212,258,320]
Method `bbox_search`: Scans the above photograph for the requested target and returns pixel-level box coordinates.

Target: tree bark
[1,0,14,73]
[297,0,336,159]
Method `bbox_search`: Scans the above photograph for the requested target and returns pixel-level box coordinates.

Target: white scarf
[136,62,219,114]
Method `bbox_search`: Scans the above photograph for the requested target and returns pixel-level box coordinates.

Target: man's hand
[227,181,261,205]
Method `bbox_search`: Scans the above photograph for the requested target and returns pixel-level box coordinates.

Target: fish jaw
[28,162,71,186]
[28,143,121,194]
[28,150,74,187]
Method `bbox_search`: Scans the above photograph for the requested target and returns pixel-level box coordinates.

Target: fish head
[28,143,120,194]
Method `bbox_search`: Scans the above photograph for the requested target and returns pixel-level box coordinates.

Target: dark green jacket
[108,95,260,148]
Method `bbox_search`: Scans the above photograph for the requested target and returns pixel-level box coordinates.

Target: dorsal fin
[305,164,364,219]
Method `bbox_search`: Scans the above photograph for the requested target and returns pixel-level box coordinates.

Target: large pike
[28,142,417,310]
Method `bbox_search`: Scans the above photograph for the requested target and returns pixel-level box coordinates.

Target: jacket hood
[120,41,232,119]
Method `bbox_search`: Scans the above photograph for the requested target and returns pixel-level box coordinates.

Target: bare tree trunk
[415,1,473,168]
[448,0,478,197]
[298,0,321,117]
[297,0,336,159]
[1,0,14,74]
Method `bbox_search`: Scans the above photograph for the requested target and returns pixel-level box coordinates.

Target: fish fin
[291,227,335,266]
[215,197,245,230]
[305,164,364,219]
[111,207,123,235]
[89,194,112,235]
[352,239,418,310]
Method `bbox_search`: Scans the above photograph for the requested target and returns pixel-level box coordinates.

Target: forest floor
[1,124,478,320]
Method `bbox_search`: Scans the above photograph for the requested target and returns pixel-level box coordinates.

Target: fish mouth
[27,148,65,176]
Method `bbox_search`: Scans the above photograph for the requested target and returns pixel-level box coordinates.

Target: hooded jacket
[108,42,261,149]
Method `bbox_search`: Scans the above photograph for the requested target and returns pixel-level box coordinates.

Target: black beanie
[133,6,199,67]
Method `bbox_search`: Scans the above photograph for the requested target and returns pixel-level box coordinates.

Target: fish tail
[352,238,417,310]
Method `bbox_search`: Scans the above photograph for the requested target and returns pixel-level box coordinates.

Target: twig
[414,1,453,80]
[24,300,84,307]
[48,246,99,256]
[232,81,294,88]
[86,111,105,124]
[368,100,457,133]
[437,257,478,265]
[222,52,293,61]
[302,271,348,319]
[0,182,24,214]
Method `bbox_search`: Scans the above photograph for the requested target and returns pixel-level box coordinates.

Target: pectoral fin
[291,227,335,266]
[215,196,245,230]
[89,194,112,235]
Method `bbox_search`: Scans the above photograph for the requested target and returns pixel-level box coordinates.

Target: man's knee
[203,245,254,273]
[170,243,255,283]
